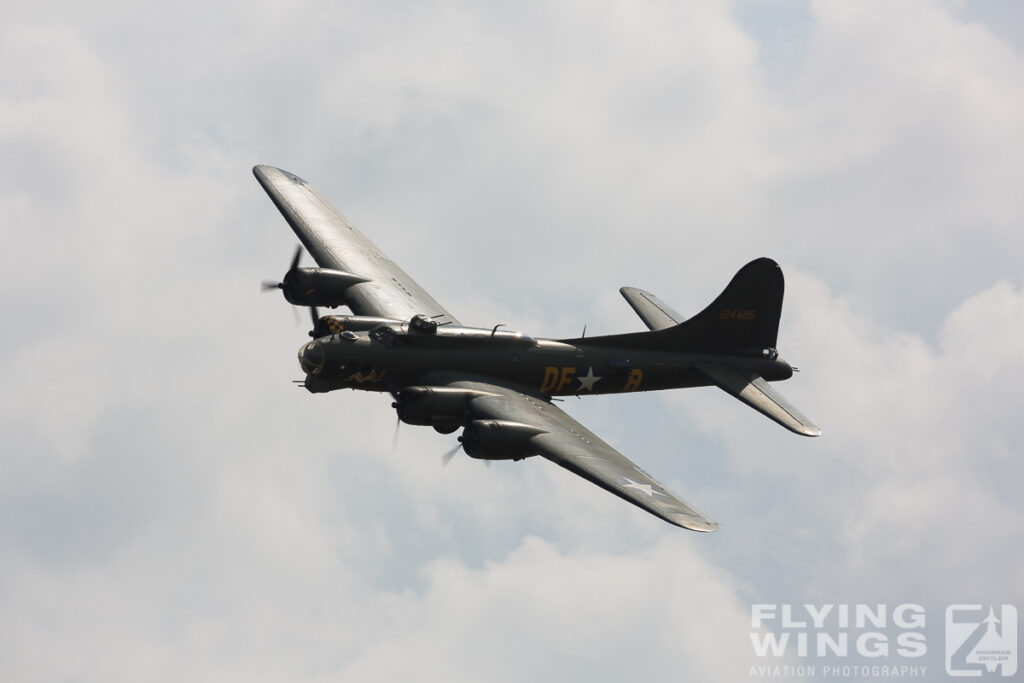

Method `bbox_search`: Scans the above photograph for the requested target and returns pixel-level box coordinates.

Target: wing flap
[450,380,718,532]
[694,363,821,437]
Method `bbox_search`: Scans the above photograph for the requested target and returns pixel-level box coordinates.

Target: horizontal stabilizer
[694,363,821,437]
[620,287,685,330]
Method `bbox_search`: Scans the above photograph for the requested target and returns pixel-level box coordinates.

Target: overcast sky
[2,1,1022,681]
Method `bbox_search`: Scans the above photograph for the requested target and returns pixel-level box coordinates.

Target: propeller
[261,245,303,293]
[308,306,321,337]
[442,439,490,467]
[263,246,323,336]
[392,414,402,451]
[441,442,462,466]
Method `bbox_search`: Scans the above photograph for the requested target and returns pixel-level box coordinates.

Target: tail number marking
[719,309,756,321]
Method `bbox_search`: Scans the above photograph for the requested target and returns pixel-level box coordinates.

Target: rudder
[667,257,783,355]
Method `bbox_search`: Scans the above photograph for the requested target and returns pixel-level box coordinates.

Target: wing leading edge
[254,165,459,325]
[448,380,718,532]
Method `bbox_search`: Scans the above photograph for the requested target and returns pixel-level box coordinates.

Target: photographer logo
[945,605,1017,677]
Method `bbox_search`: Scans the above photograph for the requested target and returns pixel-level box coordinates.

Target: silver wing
[448,380,718,532]
[254,165,459,325]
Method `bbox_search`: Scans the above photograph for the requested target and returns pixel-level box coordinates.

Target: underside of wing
[254,165,459,325]
[694,363,822,436]
[449,380,718,532]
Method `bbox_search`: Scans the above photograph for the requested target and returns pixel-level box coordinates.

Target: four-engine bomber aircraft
[255,165,820,531]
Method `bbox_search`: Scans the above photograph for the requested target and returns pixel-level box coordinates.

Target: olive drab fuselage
[298,321,793,396]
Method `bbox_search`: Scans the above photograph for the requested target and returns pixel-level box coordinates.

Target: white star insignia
[576,366,602,392]
[621,478,665,497]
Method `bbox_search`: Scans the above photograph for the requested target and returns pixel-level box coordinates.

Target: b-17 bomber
[256,165,820,531]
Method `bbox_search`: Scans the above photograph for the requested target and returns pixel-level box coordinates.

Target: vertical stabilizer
[569,258,784,355]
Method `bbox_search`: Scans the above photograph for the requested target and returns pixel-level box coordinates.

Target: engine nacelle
[391,386,494,428]
[459,419,547,461]
[281,268,370,307]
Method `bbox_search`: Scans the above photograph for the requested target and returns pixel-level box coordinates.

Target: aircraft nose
[298,341,325,375]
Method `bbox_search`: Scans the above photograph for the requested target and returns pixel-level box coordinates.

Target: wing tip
[669,514,719,532]
[788,420,822,437]
[252,164,307,186]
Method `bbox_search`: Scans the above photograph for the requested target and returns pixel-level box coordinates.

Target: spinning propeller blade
[441,443,462,467]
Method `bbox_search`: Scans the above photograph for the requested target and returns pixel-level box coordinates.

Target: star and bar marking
[540,365,604,393]
[621,477,667,498]
[576,366,602,392]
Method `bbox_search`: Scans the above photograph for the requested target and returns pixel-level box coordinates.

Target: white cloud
[679,270,1024,603]
[1,1,1022,682]
[338,535,754,682]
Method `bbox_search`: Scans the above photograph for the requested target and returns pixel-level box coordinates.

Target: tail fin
[666,257,783,355]
[568,258,784,355]
[569,259,819,435]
